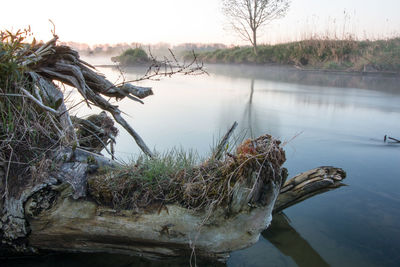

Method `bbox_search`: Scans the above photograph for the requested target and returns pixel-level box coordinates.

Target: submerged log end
[273,166,346,213]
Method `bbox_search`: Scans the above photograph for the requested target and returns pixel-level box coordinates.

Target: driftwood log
[0,141,345,262]
[1,135,288,261]
[28,37,155,157]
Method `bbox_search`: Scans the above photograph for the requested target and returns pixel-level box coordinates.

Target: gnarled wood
[1,135,286,262]
[0,143,346,262]
[274,166,346,213]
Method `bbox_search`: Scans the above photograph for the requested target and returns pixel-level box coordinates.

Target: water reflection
[238,78,282,140]
[242,79,255,138]
[205,64,400,95]
[263,213,329,267]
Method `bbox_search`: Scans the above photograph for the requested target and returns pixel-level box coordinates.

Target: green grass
[87,148,217,210]
[133,148,200,182]
[185,38,400,72]
[0,30,29,91]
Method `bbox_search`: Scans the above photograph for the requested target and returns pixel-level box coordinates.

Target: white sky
[1,0,399,45]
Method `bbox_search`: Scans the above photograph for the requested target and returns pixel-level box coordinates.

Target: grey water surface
[6,63,400,267]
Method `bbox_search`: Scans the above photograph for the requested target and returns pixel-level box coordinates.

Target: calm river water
[6,62,400,267]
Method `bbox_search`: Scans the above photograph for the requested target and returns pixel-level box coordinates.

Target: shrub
[113,48,150,65]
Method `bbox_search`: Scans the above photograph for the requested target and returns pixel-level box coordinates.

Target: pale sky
[1,0,399,45]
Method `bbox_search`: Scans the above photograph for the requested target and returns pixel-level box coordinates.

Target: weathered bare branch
[19,38,159,156]
[273,166,346,213]
[116,52,206,85]
[20,87,60,115]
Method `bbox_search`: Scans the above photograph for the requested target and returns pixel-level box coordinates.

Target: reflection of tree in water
[263,213,329,267]
[243,79,255,138]
[241,79,280,139]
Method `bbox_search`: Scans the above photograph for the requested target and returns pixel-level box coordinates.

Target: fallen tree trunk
[2,135,287,261]
[0,145,345,262]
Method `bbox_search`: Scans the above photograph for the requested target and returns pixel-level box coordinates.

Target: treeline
[61,41,228,59]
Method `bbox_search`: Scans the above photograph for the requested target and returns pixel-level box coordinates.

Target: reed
[185,36,400,72]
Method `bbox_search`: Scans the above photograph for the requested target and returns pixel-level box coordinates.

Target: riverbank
[183,38,400,73]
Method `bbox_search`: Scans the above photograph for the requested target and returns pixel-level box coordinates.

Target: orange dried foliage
[236,139,257,156]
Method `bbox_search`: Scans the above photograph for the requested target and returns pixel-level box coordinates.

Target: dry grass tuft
[88,135,286,212]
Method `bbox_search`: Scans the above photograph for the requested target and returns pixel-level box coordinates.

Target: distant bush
[112,48,150,66]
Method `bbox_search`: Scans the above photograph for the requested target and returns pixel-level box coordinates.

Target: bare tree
[222,0,290,54]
